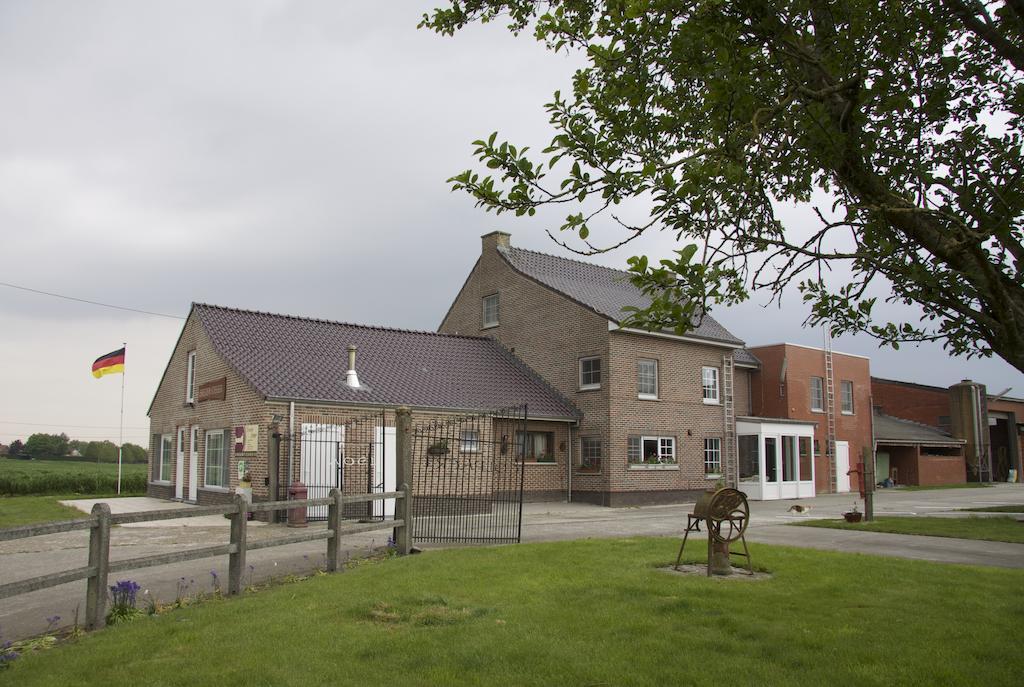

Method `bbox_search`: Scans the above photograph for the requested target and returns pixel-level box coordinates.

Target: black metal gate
[285,410,394,522]
[411,405,527,544]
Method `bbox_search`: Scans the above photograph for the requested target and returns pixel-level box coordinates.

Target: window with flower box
[515,431,554,463]
[579,437,601,473]
[627,435,676,465]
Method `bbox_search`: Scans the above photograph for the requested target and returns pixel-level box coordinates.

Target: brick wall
[147,312,270,506]
[439,232,610,497]
[872,378,951,428]
[749,343,872,494]
[918,452,967,486]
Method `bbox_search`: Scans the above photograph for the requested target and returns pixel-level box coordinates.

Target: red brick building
[747,343,873,494]
[873,377,1023,483]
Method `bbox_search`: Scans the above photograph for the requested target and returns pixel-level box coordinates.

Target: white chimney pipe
[346,345,361,389]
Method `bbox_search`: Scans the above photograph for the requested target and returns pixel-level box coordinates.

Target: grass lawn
[3,538,1022,686]
[893,482,992,491]
[0,458,147,496]
[962,505,1024,513]
[0,494,110,528]
[793,516,1024,543]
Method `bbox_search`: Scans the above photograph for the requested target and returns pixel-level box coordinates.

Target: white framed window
[186,350,197,404]
[482,293,499,328]
[840,380,854,414]
[810,376,824,412]
[702,366,720,404]
[159,434,173,482]
[460,429,480,453]
[579,357,602,390]
[628,435,676,465]
[704,437,722,475]
[204,429,228,488]
[637,358,658,399]
[579,437,601,472]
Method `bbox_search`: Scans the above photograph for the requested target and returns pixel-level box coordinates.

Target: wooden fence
[0,484,412,630]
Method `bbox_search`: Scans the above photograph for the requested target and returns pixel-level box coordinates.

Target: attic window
[482,293,499,328]
[186,351,196,404]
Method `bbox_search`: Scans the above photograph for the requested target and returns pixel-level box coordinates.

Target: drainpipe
[566,421,574,503]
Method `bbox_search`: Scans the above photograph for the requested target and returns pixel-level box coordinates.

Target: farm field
[3,538,1022,686]
[0,458,147,496]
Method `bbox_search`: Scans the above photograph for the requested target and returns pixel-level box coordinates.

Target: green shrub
[0,472,146,496]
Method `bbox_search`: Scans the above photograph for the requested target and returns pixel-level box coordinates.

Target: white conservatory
[736,417,817,501]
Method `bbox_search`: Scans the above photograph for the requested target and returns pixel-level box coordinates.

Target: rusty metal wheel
[707,488,749,544]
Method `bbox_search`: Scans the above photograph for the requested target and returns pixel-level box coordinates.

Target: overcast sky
[1,1,1021,446]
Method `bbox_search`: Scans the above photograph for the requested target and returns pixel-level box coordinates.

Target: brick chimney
[481,231,511,254]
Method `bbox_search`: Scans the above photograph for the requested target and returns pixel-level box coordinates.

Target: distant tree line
[3,433,147,463]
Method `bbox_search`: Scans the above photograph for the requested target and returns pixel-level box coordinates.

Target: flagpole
[117,342,126,495]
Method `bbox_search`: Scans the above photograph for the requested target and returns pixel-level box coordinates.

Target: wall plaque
[197,377,227,402]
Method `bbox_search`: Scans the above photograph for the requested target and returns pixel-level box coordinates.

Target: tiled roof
[734,348,761,367]
[193,304,580,420]
[499,246,745,346]
[873,411,965,446]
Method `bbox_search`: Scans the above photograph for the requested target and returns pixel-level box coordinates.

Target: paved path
[2,484,1023,641]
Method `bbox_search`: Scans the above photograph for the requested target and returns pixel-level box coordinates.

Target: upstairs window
[482,293,499,328]
[810,376,824,412]
[702,366,720,404]
[840,380,854,414]
[579,357,602,390]
[186,350,197,404]
[637,359,658,399]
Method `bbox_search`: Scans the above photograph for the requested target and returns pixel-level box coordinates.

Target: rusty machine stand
[674,487,753,576]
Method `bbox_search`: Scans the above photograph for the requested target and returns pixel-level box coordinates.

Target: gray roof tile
[193,304,579,419]
[500,246,745,346]
[873,411,965,445]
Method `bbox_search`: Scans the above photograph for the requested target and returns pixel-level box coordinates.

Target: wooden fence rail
[0,484,413,630]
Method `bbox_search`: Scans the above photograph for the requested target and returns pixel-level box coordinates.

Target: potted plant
[536,452,555,464]
[842,502,863,523]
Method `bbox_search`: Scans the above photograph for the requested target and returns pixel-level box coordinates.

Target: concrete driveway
[2,484,1022,642]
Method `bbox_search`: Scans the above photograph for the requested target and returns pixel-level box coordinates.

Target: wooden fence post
[326,488,343,572]
[228,494,248,595]
[395,407,413,555]
[85,502,111,629]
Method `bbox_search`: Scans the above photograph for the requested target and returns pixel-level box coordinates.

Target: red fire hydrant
[287,481,308,528]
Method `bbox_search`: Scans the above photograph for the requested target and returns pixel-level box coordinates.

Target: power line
[0,281,185,320]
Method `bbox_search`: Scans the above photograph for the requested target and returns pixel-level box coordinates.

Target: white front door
[373,426,397,519]
[175,427,186,499]
[189,425,200,501]
[835,441,851,493]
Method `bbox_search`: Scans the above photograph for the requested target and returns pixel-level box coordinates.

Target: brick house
[747,343,873,494]
[146,303,579,510]
[872,411,966,487]
[438,231,766,506]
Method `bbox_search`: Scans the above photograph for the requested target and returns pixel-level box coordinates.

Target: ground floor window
[579,436,601,473]
[459,430,480,453]
[739,435,759,481]
[704,437,722,475]
[159,434,173,481]
[628,435,676,465]
[205,429,228,488]
[516,431,554,463]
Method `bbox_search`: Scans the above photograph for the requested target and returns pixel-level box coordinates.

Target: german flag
[92,347,125,378]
